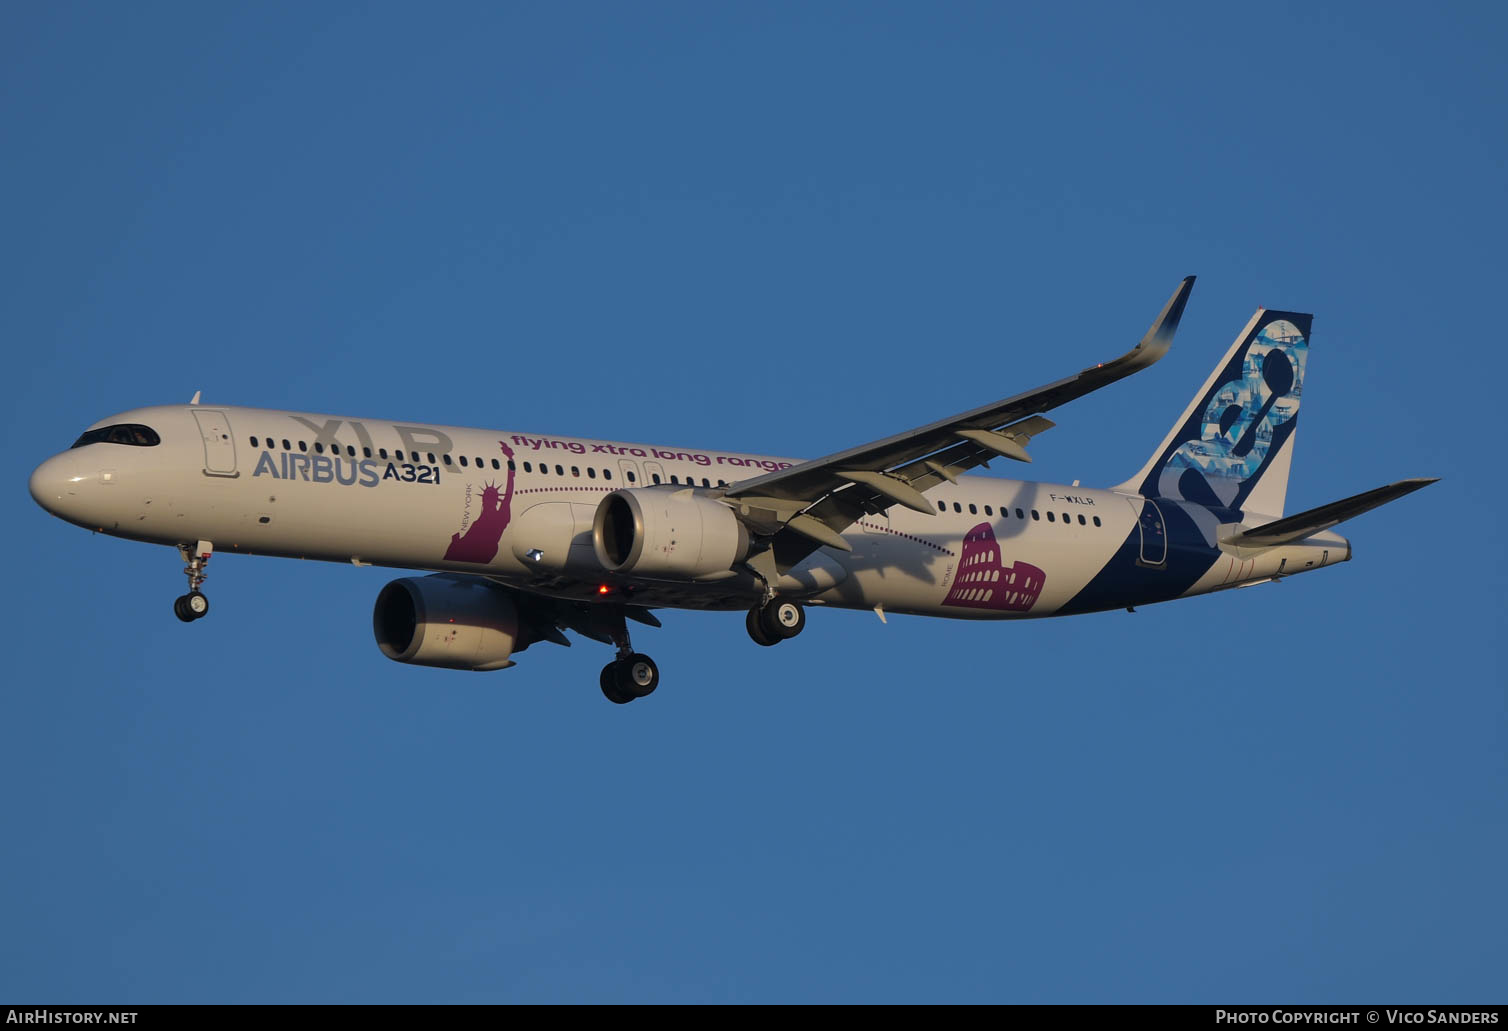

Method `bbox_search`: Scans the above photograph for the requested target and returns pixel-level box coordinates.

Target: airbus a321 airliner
[30,278,1434,703]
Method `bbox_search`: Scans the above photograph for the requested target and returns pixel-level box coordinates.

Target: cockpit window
[71,424,161,448]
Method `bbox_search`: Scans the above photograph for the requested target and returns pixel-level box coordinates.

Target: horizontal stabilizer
[1223,478,1438,548]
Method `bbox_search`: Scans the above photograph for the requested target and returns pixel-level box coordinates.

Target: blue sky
[3,1,1504,1003]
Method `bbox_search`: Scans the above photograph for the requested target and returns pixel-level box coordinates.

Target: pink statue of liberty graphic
[444,441,517,564]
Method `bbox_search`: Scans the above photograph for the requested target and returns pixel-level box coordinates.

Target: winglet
[1126,275,1195,373]
[189,390,202,406]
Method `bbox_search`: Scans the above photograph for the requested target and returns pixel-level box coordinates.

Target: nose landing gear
[173,591,209,622]
[174,541,213,623]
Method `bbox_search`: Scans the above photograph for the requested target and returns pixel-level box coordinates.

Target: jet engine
[373,575,525,671]
[592,488,751,579]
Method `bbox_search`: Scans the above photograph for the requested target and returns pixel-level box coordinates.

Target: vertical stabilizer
[1117,308,1311,517]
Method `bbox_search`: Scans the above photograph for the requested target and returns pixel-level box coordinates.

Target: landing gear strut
[174,540,213,623]
[747,597,805,647]
[598,613,660,704]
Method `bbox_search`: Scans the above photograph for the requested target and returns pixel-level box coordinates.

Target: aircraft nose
[29,452,83,517]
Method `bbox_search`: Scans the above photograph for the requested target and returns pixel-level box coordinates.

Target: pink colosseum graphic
[444,442,517,563]
[942,522,1045,612]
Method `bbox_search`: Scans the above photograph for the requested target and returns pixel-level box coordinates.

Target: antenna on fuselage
[189,391,201,405]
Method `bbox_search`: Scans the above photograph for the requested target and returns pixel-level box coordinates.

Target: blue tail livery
[1119,308,1311,517]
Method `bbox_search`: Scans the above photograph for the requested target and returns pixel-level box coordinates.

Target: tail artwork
[1119,308,1311,518]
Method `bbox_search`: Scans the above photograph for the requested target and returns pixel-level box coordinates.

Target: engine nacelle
[373,575,522,671]
[593,488,751,579]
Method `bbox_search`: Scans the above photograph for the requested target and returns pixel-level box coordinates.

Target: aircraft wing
[725,276,1196,573]
[1222,478,1439,548]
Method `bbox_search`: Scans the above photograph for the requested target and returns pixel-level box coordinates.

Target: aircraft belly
[819,512,1131,619]
[162,452,527,573]
[232,474,453,565]
[1057,499,1224,614]
[1189,534,1349,595]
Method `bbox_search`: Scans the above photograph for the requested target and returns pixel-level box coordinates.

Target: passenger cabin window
[571,466,580,477]
[1031,510,1040,520]
[250,436,259,447]
[282,439,292,451]
[1047,511,1055,522]
[314,442,325,453]
[587,467,596,479]
[1016,508,1024,519]
[985,505,993,516]
[953,502,961,513]
[628,471,637,483]
[459,456,468,466]
[938,500,946,512]
[443,455,453,466]
[604,470,612,481]
[71,424,161,448]
[299,441,308,452]
[1078,514,1086,525]
[524,462,533,473]
[555,465,563,476]
[652,474,661,484]
[969,504,977,514]
[1093,516,1102,527]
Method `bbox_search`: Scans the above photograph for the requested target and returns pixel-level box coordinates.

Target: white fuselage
[30,404,1349,621]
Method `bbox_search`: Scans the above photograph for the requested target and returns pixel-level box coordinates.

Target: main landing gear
[600,653,660,705]
[599,614,659,705]
[174,540,213,623]
[746,597,806,647]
